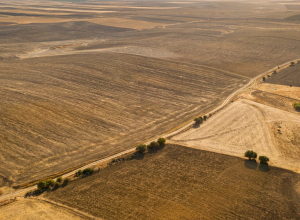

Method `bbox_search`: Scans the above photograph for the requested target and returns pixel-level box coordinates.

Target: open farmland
[45,144,300,219]
[1,0,300,189]
[172,84,300,172]
[0,53,247,186]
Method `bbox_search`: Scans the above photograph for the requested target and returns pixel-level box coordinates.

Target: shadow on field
[259,163,270,172]
[148,145,165,154]
[133,152,145,160]
[193,124,200,128]
[244,160,258,170]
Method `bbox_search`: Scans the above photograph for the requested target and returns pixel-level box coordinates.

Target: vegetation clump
[262,76,266,81]
[136,144,147,153]
[56,176,63,183]
[290,61,295,66]
[259,156,269,164]
[194,116,203,125]
[157,138,166,147]
[63,178,70,185]
[294,103,300,111]
[75,169,83,177]
[148,141,159,150]
[83,168,94,176]
[244,150,257,160]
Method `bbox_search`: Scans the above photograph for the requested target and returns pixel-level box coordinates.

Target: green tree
[136,144,147,153]
[203,115,207,121]
[37,181,46,190]
[75,169,83,177]
[244,150,257,160]
[63,178,70,185]
[194,118,201,124]
[259,156,269,164]
[148,141,159,150]
[54,182,61,188]
[262,77,266,81]
[294,103,300,111]
[56,176,63,183]
[83,168,94,176]
[45,179,55,188]
[157,138,166,147]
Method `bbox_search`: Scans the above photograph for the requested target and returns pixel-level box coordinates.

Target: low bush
[294,103,300,111]
[75,169,83,177]
[157,138,166,147]
[54,182,61,188]
[56,176,63,183]
[83,168,94,176]
[136,144,147,153]
[63,178,70,185]
[148,141,159,150]
[45,179,55,188]
[37,181,46,190]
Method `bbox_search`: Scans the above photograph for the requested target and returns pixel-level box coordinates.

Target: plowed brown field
[45,144,300,219]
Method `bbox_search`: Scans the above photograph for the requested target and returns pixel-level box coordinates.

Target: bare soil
[45,144,300,220]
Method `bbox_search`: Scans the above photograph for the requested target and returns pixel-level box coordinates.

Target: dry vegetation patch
[0,198,88,220]
[45,144,300,219]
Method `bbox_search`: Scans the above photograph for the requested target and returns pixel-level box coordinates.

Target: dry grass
[172,98,300,172]
[45,144,300,219]
[1,0,300,187]
[0,198,88,220]
[0,53,246,186]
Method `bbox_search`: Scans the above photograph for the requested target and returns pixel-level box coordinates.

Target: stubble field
[45,144,300,220]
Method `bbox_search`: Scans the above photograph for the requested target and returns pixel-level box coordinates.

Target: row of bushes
[244,150,269,164]
[136,138,166,153]
[294,103,300,111]
[37,176,69,191]
[75,167,94,177]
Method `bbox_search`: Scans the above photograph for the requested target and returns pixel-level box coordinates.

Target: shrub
[148,141,159,150]
[259,156,269,164]
[56,176,63,183]
[157,138,166,147]
[194,117,203,125]
[262,76,266,81]
[290,61,295,66]
[83,168,94,176]
[203,115,207,121]
[45,179,55,188]
[63,178,70,185]
[294,103,300,111]
[267,75,270,77]
[136,144,147,153]
[75,169,83,177]
[244,150,257,160]
[54,182,61,188]
[273,70,276,74]
[37,181,46,190]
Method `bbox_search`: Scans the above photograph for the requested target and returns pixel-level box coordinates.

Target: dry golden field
[45,144,300,219]
[1,0,300,189]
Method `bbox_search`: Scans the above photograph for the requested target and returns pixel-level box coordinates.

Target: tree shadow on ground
[193,123,200,128]
[148,145,165,154]
[133,152,145,160]
[259,163,270,172]
[244,160,258,170]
